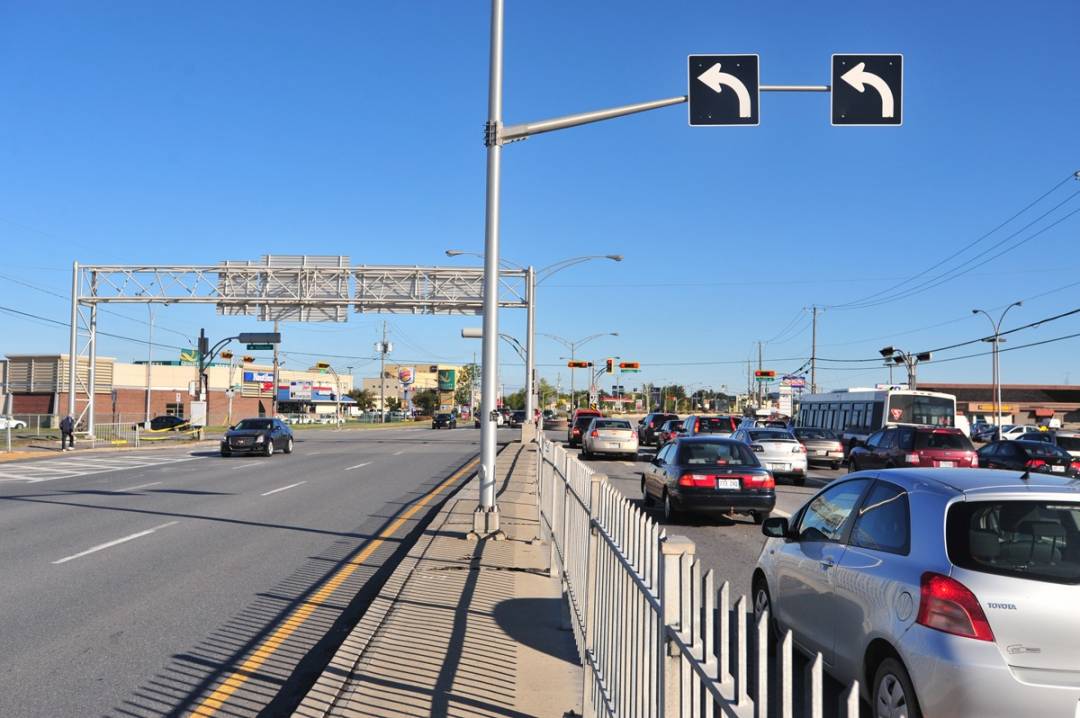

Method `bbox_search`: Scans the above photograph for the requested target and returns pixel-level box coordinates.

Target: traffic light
[619,361,640,371]
[754,370,777,380]
[605,358,614,374]
[241,355,255,363]
[315,361,331,371]
[567,361,592,368]
[219,350,234,360]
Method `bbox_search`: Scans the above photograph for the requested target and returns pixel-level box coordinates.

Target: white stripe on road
[118,481,162,492]
[345,462,371,471]
[772,508,792,518]
[51,521,179,565]
[233,462,261,469]
[261,481,306,496]
[392,450,406,456]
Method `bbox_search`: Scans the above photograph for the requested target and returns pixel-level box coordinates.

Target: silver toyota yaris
[753,468,1080,717]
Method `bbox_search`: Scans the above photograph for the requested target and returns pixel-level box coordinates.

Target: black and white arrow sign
[832,54,903,126]
[688,54,760,126]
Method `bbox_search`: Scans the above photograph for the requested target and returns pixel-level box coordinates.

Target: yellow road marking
[190,456,480,716]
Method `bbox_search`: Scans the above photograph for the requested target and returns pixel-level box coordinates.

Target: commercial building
[918,382,1080,427]
[3,354,352,427]
[361,363,465,409]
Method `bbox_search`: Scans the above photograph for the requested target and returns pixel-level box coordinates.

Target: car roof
[859,467,1080,498]
[675,435,742,444]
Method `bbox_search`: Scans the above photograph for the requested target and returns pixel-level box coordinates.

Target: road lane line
[118,481,162,492]
[51,521,179,565]
[260,481,306,496]
[345,462,371,471]
[233,462,261,469]
[191,455,480,716]
[772,508,792,518]
[393,450,406,456]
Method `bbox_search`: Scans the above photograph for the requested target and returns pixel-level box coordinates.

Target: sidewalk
[296,441,583,718]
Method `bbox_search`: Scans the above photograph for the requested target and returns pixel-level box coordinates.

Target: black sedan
[221,418,293,457]
[641,436,775,524]
[432,413,457,429]
[977,439,1079,476]
[144,415,190,431]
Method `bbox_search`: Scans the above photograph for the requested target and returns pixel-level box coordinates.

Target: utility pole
[145,305,154,425]
[379,321,389,422]
[272,320,280,418]
[810,305,819,394]
[471,351,477,416]
[757,341,764,406]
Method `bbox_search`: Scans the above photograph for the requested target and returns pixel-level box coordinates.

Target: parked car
[637,412,679,446]
[848,425,978,472]
[221,418,293,457]
[681,415,741,438]
[656,419,684,446]
[977,439,1080,477]
[568,408,602,446]
[509,410,527,428]
[1020,431,1055,443]
[971,422,1001,442]
[1055,429,1080,458]
[432,413,457,429]
[1000,424,1040,441]
[754,468,1080,717]
[0,417,27,430]
[642,436,774,524]
[731,427,808,483]
[792,427,845,470]
[147,415,190,431]
[581,417,638,459]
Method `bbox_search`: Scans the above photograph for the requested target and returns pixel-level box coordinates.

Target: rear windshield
[947,500,1080,585]
[692,417,737,433]
[594,419,631,430]
[748,430,796,442]
[1057,436,1080,452]
[235,419,272,430]
[663,420,684,431]
[1019,443,1072,459]
[676,442,759,467]
[914,431,973,451]
[574,416,596,428]
[795,428,838,440]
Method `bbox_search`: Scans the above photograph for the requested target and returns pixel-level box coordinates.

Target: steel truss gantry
[67,256,528,433]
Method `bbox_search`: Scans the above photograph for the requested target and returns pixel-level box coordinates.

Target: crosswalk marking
[0,454,201,484]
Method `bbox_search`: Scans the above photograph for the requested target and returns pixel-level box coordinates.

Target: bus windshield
[886,394,955,427]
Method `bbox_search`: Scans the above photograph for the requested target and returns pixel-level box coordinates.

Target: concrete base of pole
[467,506,505,541]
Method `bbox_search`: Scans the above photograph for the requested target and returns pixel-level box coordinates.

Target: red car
[848,425,977,471]
[568,408,602,447]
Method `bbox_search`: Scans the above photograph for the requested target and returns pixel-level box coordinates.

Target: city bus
[795,388,957,451]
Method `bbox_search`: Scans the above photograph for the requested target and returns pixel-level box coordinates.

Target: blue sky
[1,1,1078,395]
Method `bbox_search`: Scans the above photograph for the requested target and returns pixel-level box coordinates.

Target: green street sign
[246,344,274,350]
[621,368,641,373]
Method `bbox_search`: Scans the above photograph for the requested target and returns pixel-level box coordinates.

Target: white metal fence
[536,435,859,718]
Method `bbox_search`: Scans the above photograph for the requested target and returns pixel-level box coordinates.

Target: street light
[542,331,618,408]
[973,301,1022,439]
[445,250,622,417]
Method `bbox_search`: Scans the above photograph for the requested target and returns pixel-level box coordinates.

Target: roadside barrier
[536,435,859,718]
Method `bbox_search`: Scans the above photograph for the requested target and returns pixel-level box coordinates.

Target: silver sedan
[753,468,1080,717]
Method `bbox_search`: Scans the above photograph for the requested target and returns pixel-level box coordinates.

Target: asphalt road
[0,425,503,718]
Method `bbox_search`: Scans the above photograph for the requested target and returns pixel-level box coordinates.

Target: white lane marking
[233,462,261,469]
[345,462,371,471]
[621,461,634,467]
[0,455,200,484]
[261,481,306,496]
[51,521,179,564]
[118,481,162,492]
[392,450,406,456]
[772,508,792,518]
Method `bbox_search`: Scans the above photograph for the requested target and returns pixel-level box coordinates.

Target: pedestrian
[59,414,75,451]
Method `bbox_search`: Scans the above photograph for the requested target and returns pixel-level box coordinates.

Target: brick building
[918,382,1080,427]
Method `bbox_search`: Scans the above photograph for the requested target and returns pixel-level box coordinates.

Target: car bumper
[761,459,807,475]
[588,440,638,454]
[805,449,844,465]
[671,488,775,514]
[221,441,265,453]
[897,624,1080,716]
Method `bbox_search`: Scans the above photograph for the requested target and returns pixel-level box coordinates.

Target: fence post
[659,534,695,718]
[581,472,607,718]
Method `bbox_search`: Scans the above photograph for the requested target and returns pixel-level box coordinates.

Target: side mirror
[228,425,235,431]
[762,516,790,539]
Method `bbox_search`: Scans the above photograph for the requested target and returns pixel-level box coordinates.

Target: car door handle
[819,558,836,570]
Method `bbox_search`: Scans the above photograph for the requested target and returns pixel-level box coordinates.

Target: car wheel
[831,462,841,471]
[751,577,777,641]
[264,440,274,457]
[848,458,858,474]
[284,437,293,454]
[663,491,681,523]
[873,657,922,718]
[220,449,231,458]
[752,510,769,525]
[641,477,654,507]
[791,474,806,486]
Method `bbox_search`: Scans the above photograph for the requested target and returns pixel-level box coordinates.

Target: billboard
[244,371,274,383]
[398,366,415,385]
[437,369,456,391]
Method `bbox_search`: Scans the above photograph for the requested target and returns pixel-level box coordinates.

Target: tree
[454,363,479,407]
[348,388,375,411]
[504,389,526,410]
[386,397,402,412]
[412,388,438,416]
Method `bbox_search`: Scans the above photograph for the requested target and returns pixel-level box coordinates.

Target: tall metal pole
[379,320,388,422]
[569,345,576,410]
[757,340,763,405]
[272,319,280,418]
[525,266,535,420]
[87,302,98,437]
[810,305,818,394]
[145,305,154,425]
[68,261,79,419]
[475,0,504,535]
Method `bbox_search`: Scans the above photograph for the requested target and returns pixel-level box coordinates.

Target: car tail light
[971,455,979,468]
[1071,460,1080,473]
[695,419,701,432]
[590,430,599,438]
[740,473,775,489]
[678,473,715,488]
[572,427,580,435]
[904,453,920,464]
[917,572,995,642]
[649,421,655,428]
[792,444,806,454]
[1025,458,1046,469]
[750,443,764,453]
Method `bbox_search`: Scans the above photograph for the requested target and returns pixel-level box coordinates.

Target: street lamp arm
[539,333,574,351]
[536,255,623,284]
[499,333,527,362]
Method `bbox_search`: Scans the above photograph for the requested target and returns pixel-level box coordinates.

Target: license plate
[716,478,740,490]
[814,449,826,455]
[938,461,954,468]
[770,463,789,472]
[1052,465,1066,473]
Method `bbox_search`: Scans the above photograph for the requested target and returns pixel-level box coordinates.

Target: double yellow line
[191,455,480,716]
